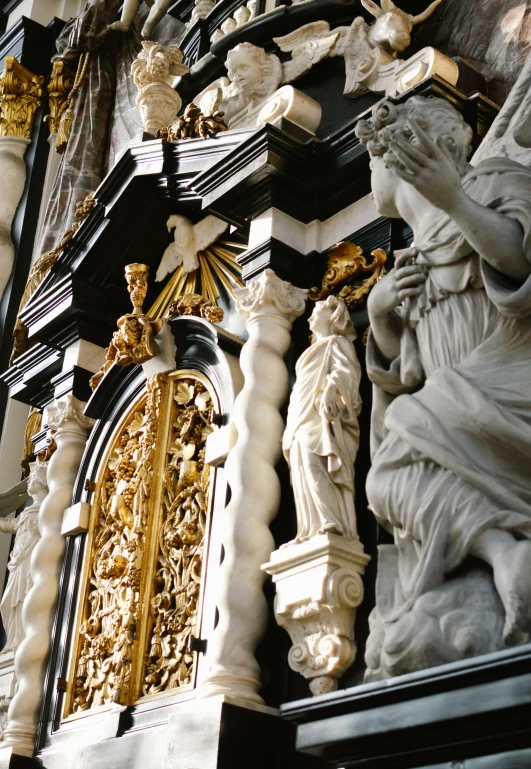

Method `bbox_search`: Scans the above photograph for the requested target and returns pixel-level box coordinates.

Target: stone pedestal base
[263,534,370,695]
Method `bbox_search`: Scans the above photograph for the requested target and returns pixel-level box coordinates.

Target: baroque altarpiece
[0,0,527,768]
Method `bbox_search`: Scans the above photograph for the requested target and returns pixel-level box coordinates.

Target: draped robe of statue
[366,158,531,628]
[0,500,40,652]
[283,333,362,541]
[36,0,183,256]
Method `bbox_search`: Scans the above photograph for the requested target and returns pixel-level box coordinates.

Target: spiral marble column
[200,269,307,705]
[3,395,94,757]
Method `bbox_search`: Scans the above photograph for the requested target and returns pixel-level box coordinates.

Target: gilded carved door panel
[66,371,218,715]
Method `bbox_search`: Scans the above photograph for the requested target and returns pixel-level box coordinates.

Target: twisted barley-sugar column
[4,396,94,756]
[201,269,307,705]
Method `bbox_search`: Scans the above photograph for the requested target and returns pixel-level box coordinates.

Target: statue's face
[370,155,401,218]
[228,52,263,93]
[309,304,333,339]
[371,10,412,52]
[123,318,142,345]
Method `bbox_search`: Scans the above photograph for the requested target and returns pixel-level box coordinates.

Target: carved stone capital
[263,533,370,694]
[0,57,43,139]
[44,60,75,136]
[235,269,307,323]
[45,395,95,433]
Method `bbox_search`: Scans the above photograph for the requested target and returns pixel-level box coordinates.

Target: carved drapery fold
[67,372,218,714]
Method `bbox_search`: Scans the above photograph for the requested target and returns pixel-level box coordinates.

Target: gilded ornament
[44,61,75,137]
[10,192,97,364]
[157,103,228,142]
[167,293,224,324]
[20,408,42,477]
[89,264,163,391]
[68,373,217,712]
[309,242,387,309]
[0,57,43,139]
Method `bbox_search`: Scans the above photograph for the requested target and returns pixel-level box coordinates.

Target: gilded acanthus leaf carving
[0,56,43,139]
[142,378,216,696]
[309,242,387,309]
[69,372,217,714]
[72,375,165,712]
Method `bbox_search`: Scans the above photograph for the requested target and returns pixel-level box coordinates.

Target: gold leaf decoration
[148,241,245,321]
[309,242,388,309]
[67,372,218,714]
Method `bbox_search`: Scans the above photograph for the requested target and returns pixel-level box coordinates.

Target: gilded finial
[125,263,150,315]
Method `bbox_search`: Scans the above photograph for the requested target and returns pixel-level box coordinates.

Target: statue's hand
[386,120,463,212]
[368,247,427,318]
[320,383,341,421]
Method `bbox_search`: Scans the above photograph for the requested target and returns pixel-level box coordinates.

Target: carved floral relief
[68,372,218,714]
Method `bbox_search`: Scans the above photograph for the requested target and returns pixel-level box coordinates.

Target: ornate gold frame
[63,370,219,718]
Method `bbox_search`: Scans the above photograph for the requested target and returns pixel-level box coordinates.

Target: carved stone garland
[69,373,217,713]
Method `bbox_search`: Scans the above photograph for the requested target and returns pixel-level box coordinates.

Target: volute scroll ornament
[0,57,43,139]
[309,242,388,309]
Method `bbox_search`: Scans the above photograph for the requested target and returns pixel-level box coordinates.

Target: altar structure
[0,1,528,768]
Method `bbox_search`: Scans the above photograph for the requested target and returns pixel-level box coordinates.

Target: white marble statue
[193,43,282,129]
[132,41,189,135]
[0,463,46,653]
[283,296,362,543]
[274,0,443,99]
[156,214,228,281]
[108,0,174,38]
[356,95,531,680]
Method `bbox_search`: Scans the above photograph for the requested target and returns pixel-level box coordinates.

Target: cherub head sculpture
[309,295,357,344]
[226,43,282,100]
[361,0,443,54]
[357,96,473,167]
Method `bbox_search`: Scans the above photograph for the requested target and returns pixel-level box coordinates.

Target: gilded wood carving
[68,372,218,714]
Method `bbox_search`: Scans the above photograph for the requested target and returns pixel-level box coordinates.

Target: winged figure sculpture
[156,215,229,282]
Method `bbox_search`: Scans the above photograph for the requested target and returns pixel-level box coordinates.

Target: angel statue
[0,463,47,652]
[108,0,174,38]
[282,295,362,545]
[356,93,531,681]
[194,42,282,128]
[274,0,443,98]
[156,214,229,281]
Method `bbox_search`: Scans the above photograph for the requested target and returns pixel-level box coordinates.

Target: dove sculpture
[156,214,229,282]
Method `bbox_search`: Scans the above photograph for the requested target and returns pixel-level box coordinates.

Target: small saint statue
[282,295,362,544]
[0,461,47,653]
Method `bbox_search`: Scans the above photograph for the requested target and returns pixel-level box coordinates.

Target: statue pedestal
[263,534,370,695]
[0,652,16,741]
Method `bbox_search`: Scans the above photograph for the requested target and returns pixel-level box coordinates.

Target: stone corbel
[263,534,370,695]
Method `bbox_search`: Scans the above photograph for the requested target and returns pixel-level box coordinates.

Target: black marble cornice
[4,341,62,408]
[283,645,531,768]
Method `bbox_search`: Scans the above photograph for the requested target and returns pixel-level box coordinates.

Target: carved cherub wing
[274,22,341,83]
[193,77,234,116]
[193,215,229,253]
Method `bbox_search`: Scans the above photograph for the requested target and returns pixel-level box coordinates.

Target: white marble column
[0,137,30,301]
[3,396,94,757]
[200,269,307,705]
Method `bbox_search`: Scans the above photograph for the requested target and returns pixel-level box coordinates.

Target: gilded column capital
[234,269,307,323]
[0,57,44,139]
[44,60,74,136]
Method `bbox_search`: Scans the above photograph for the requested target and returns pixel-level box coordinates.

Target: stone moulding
[0,56,43,139]
[263,533,370,695]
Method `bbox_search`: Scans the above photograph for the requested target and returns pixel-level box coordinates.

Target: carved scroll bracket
[44,60,75,138]
[309,242,387,309]
[263,534,370,695]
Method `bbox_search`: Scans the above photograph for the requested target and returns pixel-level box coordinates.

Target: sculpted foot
[493,540,531,644]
